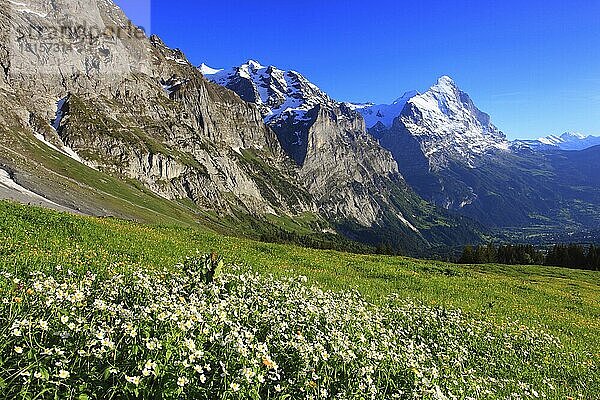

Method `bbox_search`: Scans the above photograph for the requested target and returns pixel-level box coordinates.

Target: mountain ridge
[201,61,481,251]
[0,2,481,255]
[514,132,600,151]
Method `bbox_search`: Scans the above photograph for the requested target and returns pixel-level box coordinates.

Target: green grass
[0,127,359,252]
[1,201,599,354]
[1,201,599,397]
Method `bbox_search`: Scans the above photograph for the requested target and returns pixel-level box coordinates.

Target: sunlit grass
[1,201,599,398]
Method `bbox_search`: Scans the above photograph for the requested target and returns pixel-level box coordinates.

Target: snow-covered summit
[397,76,509,168]
[199,63,223,75]
[199,60,336,124]
[346,90,419,129]
[514,132,600,151]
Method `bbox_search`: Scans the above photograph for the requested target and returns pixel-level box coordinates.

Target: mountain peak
[400,76,508,167]
[201,60,335,123]
[352,91,419,129]
[561,132,588,140]
[436,75,456,86]
[244,60,265,70]
[429,76,459,96]
[199,63,223,75]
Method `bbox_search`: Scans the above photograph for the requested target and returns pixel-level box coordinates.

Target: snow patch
[232,146,243,155]
[165,56,188,65]
[199,63,223,75]
[162,79,188,96]
[349,91,419,129]
[397,212,419,233]
[34,133,83,163]
[7,0,48,17]
[0,168,60,206]
[34,98,84,164]
[34,133,60,152]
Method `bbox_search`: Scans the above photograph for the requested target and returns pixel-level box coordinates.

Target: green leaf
[213,259,224,280]
[78,395,90,400]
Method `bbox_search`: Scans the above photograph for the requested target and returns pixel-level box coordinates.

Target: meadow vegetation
[1,201,599,399]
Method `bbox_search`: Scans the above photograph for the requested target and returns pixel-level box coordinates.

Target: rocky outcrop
[0,0,483,253]
[0,0,315,218]
[299,105,398,225]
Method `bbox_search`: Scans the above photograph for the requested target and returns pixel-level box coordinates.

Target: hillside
[367,77,600,237]
[1,201,598,398]
[0,0,483,256]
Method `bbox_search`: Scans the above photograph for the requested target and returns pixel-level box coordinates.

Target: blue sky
[116,0,600,140]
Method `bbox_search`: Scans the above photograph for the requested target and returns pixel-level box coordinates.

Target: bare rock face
[0,0,315,218]
[199,61,482,252]
[2,0,152,115]
[0,0,481,252]
[300,105,399,226]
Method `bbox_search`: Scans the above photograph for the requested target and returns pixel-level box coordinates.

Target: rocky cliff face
[297,105,397,226]
[0,0,481,253]
[0,0,314,218]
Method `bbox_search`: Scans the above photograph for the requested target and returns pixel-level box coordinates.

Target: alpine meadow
[0,0,599,399]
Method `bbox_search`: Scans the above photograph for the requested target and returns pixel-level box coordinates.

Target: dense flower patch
[0,255,591,399]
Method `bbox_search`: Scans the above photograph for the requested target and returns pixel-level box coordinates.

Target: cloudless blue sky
[116,0,600,139]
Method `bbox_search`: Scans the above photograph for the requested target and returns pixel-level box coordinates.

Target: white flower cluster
[0,262,590,399]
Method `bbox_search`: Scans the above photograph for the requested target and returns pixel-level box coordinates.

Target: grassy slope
[1,200,599,364]
[0,128,352,250]
[0,125,208,227]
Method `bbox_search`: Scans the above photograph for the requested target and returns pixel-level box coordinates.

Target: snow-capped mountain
[346,91,418,129]
[367,76,600,232]
[514,132,600,151]
[200,60,356,166]
[369,76,510,209]
[388,76,509,169]
[199,61,484,248]
[200,60,337,125]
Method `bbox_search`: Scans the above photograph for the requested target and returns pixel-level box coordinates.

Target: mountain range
[203,63,600,240]
[514,132,600,151]
[0,0,598,255]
